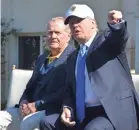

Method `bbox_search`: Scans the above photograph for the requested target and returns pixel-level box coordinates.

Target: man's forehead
[47,21,65,30]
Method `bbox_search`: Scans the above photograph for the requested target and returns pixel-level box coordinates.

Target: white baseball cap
[65,4,95,24]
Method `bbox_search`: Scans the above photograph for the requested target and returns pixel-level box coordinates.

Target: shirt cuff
[108,19,125,25]
[35,100,44,109]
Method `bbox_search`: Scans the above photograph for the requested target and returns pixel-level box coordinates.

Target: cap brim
[64,16,71,25]
[64,15,86,25]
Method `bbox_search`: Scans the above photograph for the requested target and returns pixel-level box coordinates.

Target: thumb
[61,111,67,122]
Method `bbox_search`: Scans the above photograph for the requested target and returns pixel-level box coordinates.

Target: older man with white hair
[0,17,75,130]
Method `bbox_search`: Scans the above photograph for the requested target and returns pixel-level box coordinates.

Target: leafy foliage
[1,18,21,47]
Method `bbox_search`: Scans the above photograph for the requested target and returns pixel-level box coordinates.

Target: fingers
[63,120,76,127]
[61,110,76,127]
[65,120,76,127]
[19,102,37,117]
[20,109,30,117]
[20,104,30,117]
[27,103,32,112]
[20,108,30,116]
[108,10,123,24]
[27,103,36,113]
[109,10,122,16]
[61,113,75,127]
[22,104,28,109]
[65,108,71,118]
[61,112,67,123]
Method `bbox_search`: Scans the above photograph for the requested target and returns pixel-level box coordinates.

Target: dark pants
[40,114,65,130]
[77,106,114,130]
[40,106,114,130]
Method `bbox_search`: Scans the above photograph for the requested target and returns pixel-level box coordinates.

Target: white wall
[12,0,120,32]
[135,1,139,73]
[1,0,13,19]
[135,18,139,73]
[121,0,139,69]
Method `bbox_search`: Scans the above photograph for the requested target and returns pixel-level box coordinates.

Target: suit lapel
[87,33,100,57]
[70,48,79,95]
[54,44,74,67]
[86,33,100,79]
[42,45,74,88]
[29,52,48,85]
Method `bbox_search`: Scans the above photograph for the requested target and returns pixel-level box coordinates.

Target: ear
[68,35,71,43]
[92,19,95,24]
[66,32,71,41]
[91,20,95,29]
[68,32,71,38]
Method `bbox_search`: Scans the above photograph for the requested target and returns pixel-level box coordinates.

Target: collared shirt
[40,51,63,74]
[76,32,102,107]
[47,51,62,64]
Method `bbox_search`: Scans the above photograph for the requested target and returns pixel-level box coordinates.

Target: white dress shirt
[75,32,102,107]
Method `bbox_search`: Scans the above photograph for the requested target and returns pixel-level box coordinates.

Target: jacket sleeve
[34,83,68,110]
[34,80,75,115]
[102,21,129,54]
[35,58,75,112]
[19,55,41,104]
[62,57,75,118]
[35,83,74,111]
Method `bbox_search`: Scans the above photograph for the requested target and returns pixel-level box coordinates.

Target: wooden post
[12,65,16,70]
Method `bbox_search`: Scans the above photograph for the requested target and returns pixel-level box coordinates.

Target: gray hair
[87,17,99,32]
[46,17,71,34]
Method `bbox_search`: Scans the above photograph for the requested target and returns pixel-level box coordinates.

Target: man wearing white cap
[61,4,139,130]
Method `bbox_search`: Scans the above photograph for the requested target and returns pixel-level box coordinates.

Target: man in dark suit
[0,17,75,130]
[61,4,139,130]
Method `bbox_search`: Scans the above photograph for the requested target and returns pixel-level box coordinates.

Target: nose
[51,32,57,38]
[71,22,78,30]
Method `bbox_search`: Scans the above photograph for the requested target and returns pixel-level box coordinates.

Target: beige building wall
[10,0,120,32]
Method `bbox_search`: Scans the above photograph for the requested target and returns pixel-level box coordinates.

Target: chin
[74,34,82,39]
[49,45,59,49]
[74,36,84,41]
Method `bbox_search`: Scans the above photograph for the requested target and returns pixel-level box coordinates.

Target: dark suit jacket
[18,44,75,114]
[64,22,139,130]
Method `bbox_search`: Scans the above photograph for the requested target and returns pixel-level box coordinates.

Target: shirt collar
[47,51,62,59]
[47,51,63,64]
[80,32,97,48]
